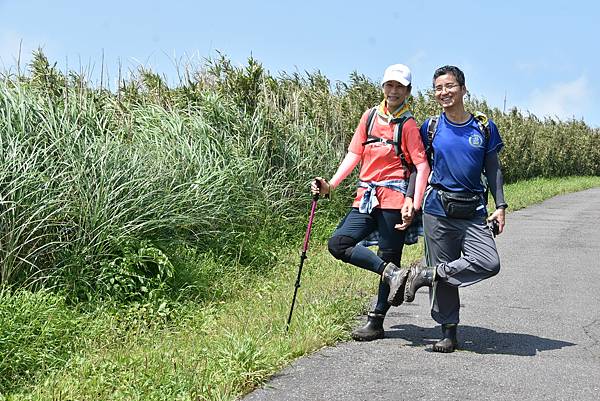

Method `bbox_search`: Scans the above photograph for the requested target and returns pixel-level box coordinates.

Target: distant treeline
[1,51,598,297]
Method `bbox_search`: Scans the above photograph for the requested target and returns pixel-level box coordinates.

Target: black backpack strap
[391,110,413,156]
[473,111,491,143]
[392,115,413,167]
[365,107,377,137]
[362,106,385,146]
[426,115,440,166]
[362,137,395,146]
[361,108,412,169]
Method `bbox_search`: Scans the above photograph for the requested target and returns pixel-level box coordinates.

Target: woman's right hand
[311,177,330,197]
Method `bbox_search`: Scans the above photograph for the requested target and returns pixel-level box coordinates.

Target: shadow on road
[387,324,575,356]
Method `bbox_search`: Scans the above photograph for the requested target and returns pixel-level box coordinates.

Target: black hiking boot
[351,312,385,341]
[432,324,458,353]
[382,262,409,306]
[403,264,436,303]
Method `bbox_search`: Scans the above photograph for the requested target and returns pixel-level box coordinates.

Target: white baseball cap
[381,64,412,86]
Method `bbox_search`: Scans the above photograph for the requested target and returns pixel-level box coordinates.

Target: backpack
[361,107,414,168]
[357,107,421,246]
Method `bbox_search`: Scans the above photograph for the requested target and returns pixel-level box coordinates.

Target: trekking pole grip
[312,178,321,201]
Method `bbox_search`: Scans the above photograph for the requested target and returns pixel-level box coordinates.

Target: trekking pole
[286,180,320,332]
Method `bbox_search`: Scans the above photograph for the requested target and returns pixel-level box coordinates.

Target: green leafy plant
[97,240,174,301]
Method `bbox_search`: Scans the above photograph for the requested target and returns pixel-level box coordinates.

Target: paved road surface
[244,188,600,401]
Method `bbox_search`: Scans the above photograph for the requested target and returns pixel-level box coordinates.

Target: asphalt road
[244,188,600,401]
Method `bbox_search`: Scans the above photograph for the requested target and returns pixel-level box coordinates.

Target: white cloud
[525,76,590,121]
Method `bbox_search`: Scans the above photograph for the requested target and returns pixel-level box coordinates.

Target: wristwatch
[496,203,508,210]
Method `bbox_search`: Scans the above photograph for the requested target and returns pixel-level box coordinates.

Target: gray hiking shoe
[382,262,410,306]
[404,264,436,303]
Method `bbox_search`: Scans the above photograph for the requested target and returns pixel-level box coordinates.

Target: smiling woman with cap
[310,63,430,341]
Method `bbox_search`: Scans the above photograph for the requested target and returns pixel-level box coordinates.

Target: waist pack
[438,189,482,219]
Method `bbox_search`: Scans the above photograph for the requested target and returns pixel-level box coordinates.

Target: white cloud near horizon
[525,75,591,122]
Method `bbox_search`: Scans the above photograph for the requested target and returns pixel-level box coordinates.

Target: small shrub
[96,239,174,302]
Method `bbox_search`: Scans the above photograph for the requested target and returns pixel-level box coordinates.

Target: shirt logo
[468,133,484,148]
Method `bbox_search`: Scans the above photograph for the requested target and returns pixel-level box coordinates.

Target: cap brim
[381,78,411,86]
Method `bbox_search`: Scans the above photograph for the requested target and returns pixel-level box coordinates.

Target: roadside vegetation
[1,51,599,400]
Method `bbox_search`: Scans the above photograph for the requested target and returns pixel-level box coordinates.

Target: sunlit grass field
[1,51,599,400]
[2,176,598,401]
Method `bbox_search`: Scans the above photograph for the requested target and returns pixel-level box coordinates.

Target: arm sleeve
[405,165,417,198]
[329,151,361,188]
[484,151,507,208]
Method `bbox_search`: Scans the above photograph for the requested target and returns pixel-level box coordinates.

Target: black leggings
[328,208,406,314]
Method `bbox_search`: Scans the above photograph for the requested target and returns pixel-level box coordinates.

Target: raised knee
[490,258,500,276]
[328,235,355,261]
[485,254,501,277]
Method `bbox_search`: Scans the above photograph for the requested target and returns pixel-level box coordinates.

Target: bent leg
[437,219,500,287]
[328,208,385,274]
[373,209,406,313]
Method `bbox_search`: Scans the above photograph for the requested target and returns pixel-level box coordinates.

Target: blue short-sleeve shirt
[420,113,504,217]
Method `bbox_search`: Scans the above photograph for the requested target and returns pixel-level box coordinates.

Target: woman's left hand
[396,197,414,230]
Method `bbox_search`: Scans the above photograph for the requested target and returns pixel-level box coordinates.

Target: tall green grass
[1,50,599,296]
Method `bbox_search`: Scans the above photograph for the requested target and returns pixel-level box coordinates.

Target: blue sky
[1,0,598,127]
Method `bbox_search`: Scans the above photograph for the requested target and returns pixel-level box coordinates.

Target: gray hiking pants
[423,212,500,325]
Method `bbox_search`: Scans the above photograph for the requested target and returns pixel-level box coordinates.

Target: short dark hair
[433,65,465,87]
